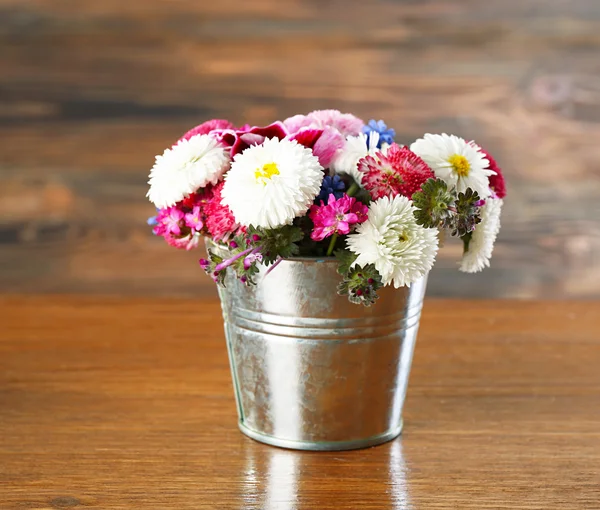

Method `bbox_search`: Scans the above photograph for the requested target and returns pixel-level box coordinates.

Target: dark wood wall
[1,0,599,298]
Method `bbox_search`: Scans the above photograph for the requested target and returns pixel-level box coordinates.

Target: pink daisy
[358,144,434,200]
[204,182,241,241]
[309,193,369,242]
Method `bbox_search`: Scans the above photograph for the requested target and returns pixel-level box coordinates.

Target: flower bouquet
[146,110,506,450]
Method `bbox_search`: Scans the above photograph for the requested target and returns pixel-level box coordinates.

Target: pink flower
[285,126,343,168]
[311,127,346,168]
[184,205,204,232]
[289,128,323,149]
[153,183,240,247]
[179,119,236,142]
[152,205,200,251]
[153,207,185,236]
[283,110,363,168]
[165,233,201,251]
[358,144,434,200]
[221,122,288,157]
[309,193,369,241]
[203,182,241,241]
[284,110,364,137]
[152,193,210,250]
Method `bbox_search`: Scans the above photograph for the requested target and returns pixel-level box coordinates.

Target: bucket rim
[206,239,339,264]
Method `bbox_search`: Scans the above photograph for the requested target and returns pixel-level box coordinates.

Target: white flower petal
[410,133,494,198]
[147,134,230,208]
[346,195,439,288]
[221,138,323,229]
[331,132,381,185]
[460,198,503,273]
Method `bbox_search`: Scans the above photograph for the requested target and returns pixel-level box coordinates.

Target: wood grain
[1,296,600,509]
[0,0,599,297]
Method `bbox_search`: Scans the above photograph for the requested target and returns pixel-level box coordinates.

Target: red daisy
[479,149,506,199]
[358,143,434,200]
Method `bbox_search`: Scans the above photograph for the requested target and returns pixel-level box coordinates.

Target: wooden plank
[1,297,599,508]
[0,0,599,297]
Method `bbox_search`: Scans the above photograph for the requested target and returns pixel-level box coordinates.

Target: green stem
[326,234,338,257]
[325,182,360,256]
[346,182,359,197]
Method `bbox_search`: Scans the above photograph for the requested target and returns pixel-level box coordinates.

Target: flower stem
[265,256,283,276]
[346,182,359,197]
[326,234,338,257]
[325,182,360,256]
[214,247,254,272]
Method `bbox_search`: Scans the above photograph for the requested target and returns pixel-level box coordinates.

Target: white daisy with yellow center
[410,133,495,199]
[221,137,323,229]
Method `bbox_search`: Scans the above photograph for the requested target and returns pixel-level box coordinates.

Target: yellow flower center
[448,154,470,177]
[254,162,280,184]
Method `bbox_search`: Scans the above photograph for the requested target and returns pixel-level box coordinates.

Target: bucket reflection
[243,443,299,510]
[389,440,412,509]
[242,439,411,509]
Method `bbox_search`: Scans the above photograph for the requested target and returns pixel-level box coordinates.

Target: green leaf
[336,262,383,307]
[334,249,358,276]
[452,188,482,237]
[411,178,454,229]
[200,249,227,286]
[248,225,304,265]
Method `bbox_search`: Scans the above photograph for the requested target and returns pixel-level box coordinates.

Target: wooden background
[1,0,599,298]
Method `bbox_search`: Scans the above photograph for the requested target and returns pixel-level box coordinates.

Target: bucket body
[214,246,427,451]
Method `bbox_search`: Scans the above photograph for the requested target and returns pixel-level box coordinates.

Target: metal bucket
[212,243,427,451]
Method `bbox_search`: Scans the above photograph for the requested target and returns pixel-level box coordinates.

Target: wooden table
[1,297,599,509]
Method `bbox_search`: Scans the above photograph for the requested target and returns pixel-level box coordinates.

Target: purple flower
[243,252,263,270]
[362,119,395,148]
[316,175,346,204]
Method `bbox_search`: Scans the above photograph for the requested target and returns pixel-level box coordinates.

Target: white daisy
[346,195,439,288]
[221,137,323,229]
[460,198,503,273]
[147,134,230,208]
[331,132,381,185]
[410,133,495,199]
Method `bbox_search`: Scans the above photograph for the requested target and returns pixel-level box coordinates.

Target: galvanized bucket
[211,243,427,451]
